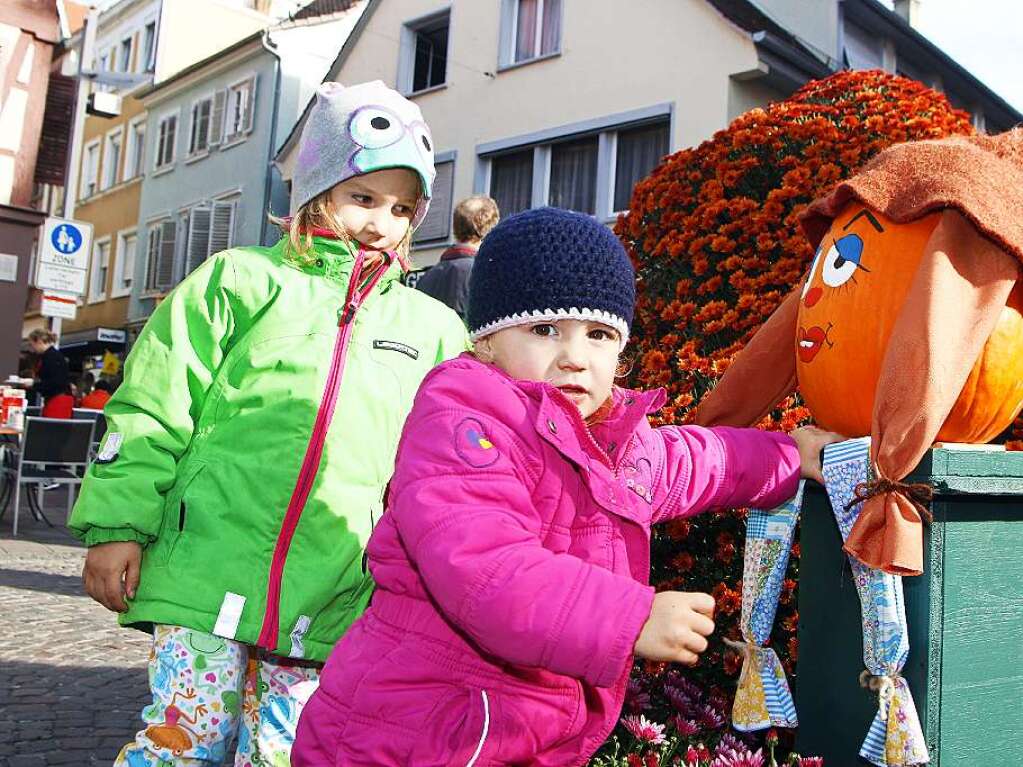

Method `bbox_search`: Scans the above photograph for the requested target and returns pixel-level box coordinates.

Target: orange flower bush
[592,71,973,764]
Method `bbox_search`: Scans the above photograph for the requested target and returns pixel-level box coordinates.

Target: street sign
[37,217,92,295]
[40,290,79,320]
[36,262,87,294]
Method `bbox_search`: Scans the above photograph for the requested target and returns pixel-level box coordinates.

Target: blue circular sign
[50,223,83,255]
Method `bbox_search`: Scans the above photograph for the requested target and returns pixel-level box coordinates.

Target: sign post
[36,216,93,340]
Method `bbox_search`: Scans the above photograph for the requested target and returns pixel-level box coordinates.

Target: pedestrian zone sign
[36,216,93,295]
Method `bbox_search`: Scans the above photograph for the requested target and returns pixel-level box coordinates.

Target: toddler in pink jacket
[293,207,839,766]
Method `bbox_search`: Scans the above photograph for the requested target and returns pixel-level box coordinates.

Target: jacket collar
[440,244,478,261]
[459,353,666,461]
[272,234,404,290]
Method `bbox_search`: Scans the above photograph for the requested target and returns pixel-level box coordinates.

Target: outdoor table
[0,426,20,519]
[795,445,1023,766]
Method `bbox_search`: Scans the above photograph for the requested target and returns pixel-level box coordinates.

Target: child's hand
[634,591,715,666]
[83,541,142,613]
[789,426,844,484]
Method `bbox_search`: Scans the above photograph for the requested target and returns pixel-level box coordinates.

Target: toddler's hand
[83,541,142,613]
[634,591,715,666]
[789,426,844,484]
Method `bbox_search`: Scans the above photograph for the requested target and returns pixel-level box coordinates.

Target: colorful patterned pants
[114,625,321,766]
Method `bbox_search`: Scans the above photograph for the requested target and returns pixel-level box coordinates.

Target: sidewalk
[0,488,151,765]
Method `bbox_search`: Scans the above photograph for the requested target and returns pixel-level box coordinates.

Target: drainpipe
[261,29,282,246]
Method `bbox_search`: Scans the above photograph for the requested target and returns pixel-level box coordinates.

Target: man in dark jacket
[415,195,499,319]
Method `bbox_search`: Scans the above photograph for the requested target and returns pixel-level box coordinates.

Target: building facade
[276,0,1021,269]
[0,0,62,376]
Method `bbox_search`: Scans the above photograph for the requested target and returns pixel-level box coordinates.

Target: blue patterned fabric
[731,483,804,732]
[821,438,929,767]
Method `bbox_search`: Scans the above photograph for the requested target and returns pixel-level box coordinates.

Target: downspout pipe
[261,28,282,246]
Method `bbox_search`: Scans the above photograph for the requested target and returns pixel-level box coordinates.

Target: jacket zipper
[256,249,390,650]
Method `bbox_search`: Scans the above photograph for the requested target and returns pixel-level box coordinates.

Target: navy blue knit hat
[467,207,635,347]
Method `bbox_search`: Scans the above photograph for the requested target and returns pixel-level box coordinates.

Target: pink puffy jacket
[294,354,800,766]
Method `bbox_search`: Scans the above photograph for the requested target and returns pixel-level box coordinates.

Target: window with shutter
[186,206,213,275]
[156,114,177,169]
[413,160,454,243]
[145,225,161,291]
[188,97,213,156]
[242,76,256,133]
[209,201,236,255]
[209,89,227,147]
[156,219,177,289]
[225,77,256,143]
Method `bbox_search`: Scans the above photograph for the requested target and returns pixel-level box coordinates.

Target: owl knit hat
[291,80,436,229]
[466,207,636,348]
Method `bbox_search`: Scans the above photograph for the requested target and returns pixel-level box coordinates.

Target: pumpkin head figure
[695,129,1023,576]
[796,205,1023,443]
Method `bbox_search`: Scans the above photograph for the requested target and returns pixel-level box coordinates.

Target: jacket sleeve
[652,425,801,524]
[389,406,654,688]
[68,254,241,547]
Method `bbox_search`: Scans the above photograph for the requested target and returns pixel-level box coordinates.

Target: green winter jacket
[69,235,469,662]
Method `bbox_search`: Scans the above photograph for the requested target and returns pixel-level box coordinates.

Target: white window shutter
[210,201,235,255]
[156,220,177,289]
[243,76,257,133]
[414,160,454,242]
[210,89,227,146]
[186,205,213,275]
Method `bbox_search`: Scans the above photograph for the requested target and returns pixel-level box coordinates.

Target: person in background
[80,379,113,410]
[415,195,500,319]
[27,329,70,414]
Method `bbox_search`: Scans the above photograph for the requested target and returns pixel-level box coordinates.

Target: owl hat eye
[348,106,405,149]
[409,120,434,164]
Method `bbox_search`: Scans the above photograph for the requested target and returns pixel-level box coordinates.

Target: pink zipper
[256,249,390,650]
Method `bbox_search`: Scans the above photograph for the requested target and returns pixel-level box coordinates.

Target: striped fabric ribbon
[731,483,804,732]
[821,438,929,767]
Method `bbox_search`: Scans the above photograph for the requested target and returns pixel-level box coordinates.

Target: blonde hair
[29,329,58,346]
[268,189,414,269]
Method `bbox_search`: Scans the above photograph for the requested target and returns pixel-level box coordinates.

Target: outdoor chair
[5,417,95,536]
[72,408,106,458]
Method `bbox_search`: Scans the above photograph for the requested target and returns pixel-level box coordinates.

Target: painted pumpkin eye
[822,233,866,287]
[349,106,404,149]
[801,242,824,298]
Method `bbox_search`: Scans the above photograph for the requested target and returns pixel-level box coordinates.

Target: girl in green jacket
[69,81,468,766]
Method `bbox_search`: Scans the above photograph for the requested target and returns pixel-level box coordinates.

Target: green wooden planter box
[795,447,1023,766]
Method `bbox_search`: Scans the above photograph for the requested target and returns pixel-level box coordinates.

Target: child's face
[329,167,420,251]
[476,319,620,419]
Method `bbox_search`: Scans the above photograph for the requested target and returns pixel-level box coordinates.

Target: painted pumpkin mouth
[798,324,832,363]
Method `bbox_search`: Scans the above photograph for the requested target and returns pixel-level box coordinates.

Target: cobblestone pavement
[1,489,151,765]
